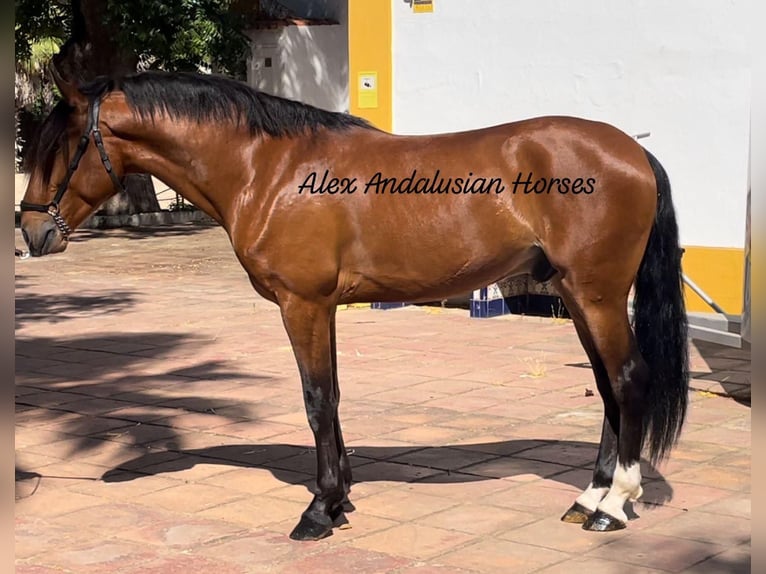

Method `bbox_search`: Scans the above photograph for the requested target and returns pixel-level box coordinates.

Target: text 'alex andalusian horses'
[21,68,689,540]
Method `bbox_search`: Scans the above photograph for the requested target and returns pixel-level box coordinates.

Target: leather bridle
[19,97,125,238]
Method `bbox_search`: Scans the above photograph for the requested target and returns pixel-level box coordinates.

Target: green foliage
[15,0,250,77]
[15,0,71,62]
[110,0,249,76]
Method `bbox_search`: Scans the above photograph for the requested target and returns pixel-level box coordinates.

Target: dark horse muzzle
[20,97,125,256]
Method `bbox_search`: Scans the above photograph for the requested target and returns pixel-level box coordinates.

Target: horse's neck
[119,122,263,226]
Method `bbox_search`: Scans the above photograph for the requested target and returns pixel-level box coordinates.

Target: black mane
[26,70,373,182]
[98,71,373,136]
[25,99,73,183]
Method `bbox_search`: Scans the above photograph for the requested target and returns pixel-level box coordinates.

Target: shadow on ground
[691,340,751,406]
[566,340,751,407]
[15,290,139,329]
[69,222,220,243]
[677,536,751,574]
[96,440,674,509]
[16,331,270,453]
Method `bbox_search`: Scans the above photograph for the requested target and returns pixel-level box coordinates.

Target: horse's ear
[49,58,86,108]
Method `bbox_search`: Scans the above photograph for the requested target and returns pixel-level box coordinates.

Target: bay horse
[20,68,689,540]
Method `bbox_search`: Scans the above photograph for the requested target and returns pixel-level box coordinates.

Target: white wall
[247,0,348,112]
[248,24,348,112]
[392,0,750,248]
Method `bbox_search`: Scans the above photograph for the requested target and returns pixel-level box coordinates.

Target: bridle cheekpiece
[19,97,125,238]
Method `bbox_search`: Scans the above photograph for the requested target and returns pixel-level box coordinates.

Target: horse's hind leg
[559,297,619,523]
[279,296,346,540]
[557,277,648,531]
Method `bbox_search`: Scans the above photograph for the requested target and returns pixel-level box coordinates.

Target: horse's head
[20,65,127,256]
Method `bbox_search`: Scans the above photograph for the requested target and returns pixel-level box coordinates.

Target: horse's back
[237,115,658,303]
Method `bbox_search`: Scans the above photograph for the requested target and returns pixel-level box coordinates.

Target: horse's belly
[341,238,542,304]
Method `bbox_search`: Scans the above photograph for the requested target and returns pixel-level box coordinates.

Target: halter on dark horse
[20,97,125,240]
[19,67,689,540]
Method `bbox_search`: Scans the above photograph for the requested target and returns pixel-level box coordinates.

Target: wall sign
[358,72,378,108]
[413,0,434,13]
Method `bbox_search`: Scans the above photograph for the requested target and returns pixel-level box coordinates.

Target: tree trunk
[57,0,161,215]
[96,174,159,215]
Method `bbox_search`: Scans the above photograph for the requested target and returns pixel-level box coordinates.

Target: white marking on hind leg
[575,482,609,512]
[596,462,643,522]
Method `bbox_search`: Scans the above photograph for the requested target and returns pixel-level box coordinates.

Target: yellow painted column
[682,246,745,314]
[348,0,392,132]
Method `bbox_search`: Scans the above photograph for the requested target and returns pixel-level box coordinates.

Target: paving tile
[684,544,750,574]
[118,516,247,547]
[392,566,477,574]
[115,554,248,574]
[195,530,315,570]
[512,441,599,467]
[498,515,627,553]
[137,482,247,513]
[415,503,539,536]
[38,415,139,438]
[36,540,158,573]
[646,510,750,547]
[66,471,181,500]
[201,467,309,495]
[388,447,499,472]
[351,523,477,561]
[440,538,570,573]
[460,456,572,482]
[640,479,735,511]
[350,460,443,483]
[15,516,84,561]
[586,532,730,572]
[696,493,751,518]
[276,546,411,574]
[476,480,585,517]
[14,226,750,574]
[667,465,750,493]
[14,565,77,574]
[408,471,524,500]
[536,556,667,573]
[15,428,73,449]
[353,487,460,521]
[450,437,548,456]
[198,495,307,527]
[214,419,302,440]
[15,489,108,517]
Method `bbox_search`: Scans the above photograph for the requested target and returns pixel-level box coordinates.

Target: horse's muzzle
[20,218,68,257]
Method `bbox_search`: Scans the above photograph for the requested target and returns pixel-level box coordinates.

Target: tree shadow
[16,331,271,456]
[96,440,675,510]
[15,290,138,329]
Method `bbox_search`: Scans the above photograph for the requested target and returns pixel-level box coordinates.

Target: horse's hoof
[582,510,626,532]
[561,502,593,524]
[332,510,351,529]
[289,514,333,541]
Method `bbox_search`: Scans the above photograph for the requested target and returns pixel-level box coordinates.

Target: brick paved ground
[15,224,750,573]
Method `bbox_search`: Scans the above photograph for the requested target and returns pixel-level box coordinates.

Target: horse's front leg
[280,295,346,540]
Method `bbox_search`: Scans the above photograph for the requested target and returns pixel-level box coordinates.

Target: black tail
[633,149,690,465]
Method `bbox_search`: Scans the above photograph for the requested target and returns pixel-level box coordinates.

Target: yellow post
[348,0,392,132]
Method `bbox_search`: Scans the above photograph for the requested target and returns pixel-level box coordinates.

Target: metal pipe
[682,273,727,315]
